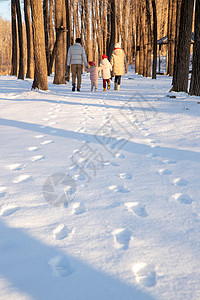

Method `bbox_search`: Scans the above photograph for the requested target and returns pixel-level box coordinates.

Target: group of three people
[67,37,127,92]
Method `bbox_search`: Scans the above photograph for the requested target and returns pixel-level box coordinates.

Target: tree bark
[24,0,34,79]
[145,0,152,77]
[43,0,50,74]
[151,0,157,79]
[53,0,65,84]
[189,0,200,96]
[172,0,194,92]
[30,0,48,90]
[139,2,144,75]
[108,0,116,59]
[167,0,177,76]
[172,0,182,87]
[48,0,55,75]
[16,0,24,79]
[11,0,18,76]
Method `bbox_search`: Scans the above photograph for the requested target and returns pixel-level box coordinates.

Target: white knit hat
[114,42,121,49]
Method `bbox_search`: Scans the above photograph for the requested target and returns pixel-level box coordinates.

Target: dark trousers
[115,76,121,85]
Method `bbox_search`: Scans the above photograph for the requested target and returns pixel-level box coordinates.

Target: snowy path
[0,73,200,300]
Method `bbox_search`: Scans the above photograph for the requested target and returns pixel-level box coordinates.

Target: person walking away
[99,54,112,91]
[110,42,127,91]
[67,38,88,92]
[86,61,101,92]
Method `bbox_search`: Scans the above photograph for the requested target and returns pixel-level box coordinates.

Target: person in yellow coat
[110,43,127,91]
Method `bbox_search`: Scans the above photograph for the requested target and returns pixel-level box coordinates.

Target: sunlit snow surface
[0,70,200,300]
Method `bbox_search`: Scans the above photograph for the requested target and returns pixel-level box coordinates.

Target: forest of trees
[0,0,199,95]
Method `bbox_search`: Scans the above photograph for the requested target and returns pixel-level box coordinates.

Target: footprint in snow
[158,169,172,175]
[0,205,20,217]
[119,173,132,179]
[40,140,54,145]
[27,146,38,151]
[0,187,8,198]
[77,127,85,133]
[71,202,86,215]
[53,224,74,240]
[73,173,87,181]
[13,175,32,184]
[49,256,74,277]
[48,121,57,125]
[34,135,45,139]
[50,115,58,119]
[109,185,130,193]
[125,202,148,218]
[112,228,131,250]
[147,153,159,158]
[115,152,125,159]
[172,193,193,204]
[132,262,157,287]
[163,159,177,164]
[31,155,45,162]
[6,163,23,171]
[173,178,188,186]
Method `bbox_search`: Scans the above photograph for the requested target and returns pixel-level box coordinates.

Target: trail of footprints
[141,127,193,206]
[1,98,194,285]
[0,102,60,217]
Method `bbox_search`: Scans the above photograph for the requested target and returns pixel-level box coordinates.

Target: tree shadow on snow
[0,220,155,300]
[0,117,200,164]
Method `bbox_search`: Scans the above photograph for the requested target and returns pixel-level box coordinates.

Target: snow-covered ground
[0,71,200,300]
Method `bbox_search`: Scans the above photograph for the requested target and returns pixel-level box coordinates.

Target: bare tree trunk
[189,0,200,96]
[53,0,65,84]
[66,0,71,50]
[172,0,182,87]
[30,0,48,90]
[139,2,144,75]
[167,0,177,76]
[84,0,92,60]
[91,0,96,60]
[108,0,116,59]
[48,0,55,75]
[145,0,152,77]
[122,0,128,57]
[24,0,34,78]
[11,0,18,76]
[106,1,111,55]
[43,0,50,74]
[172,0,194,92]
[103,0,107,54]
[16,0,24,79]
[135,0,140,74]
[152,0,157,79]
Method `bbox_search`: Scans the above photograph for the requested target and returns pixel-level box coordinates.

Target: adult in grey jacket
[67,38,88,92]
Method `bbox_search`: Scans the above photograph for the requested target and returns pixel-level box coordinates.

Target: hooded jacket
[86,65,102,81]
[99,58,112,79]
[110,45,127,76]
[67,43,88,67]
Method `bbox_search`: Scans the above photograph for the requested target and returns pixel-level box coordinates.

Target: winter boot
[107,82,110,90]
[117,84,120,91]
[72,84,75,92]
[104,87,106,91]
[114,82,117,90]
[77,88,80,92]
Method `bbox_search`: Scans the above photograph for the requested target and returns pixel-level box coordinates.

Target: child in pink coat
[86,61,102,92]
